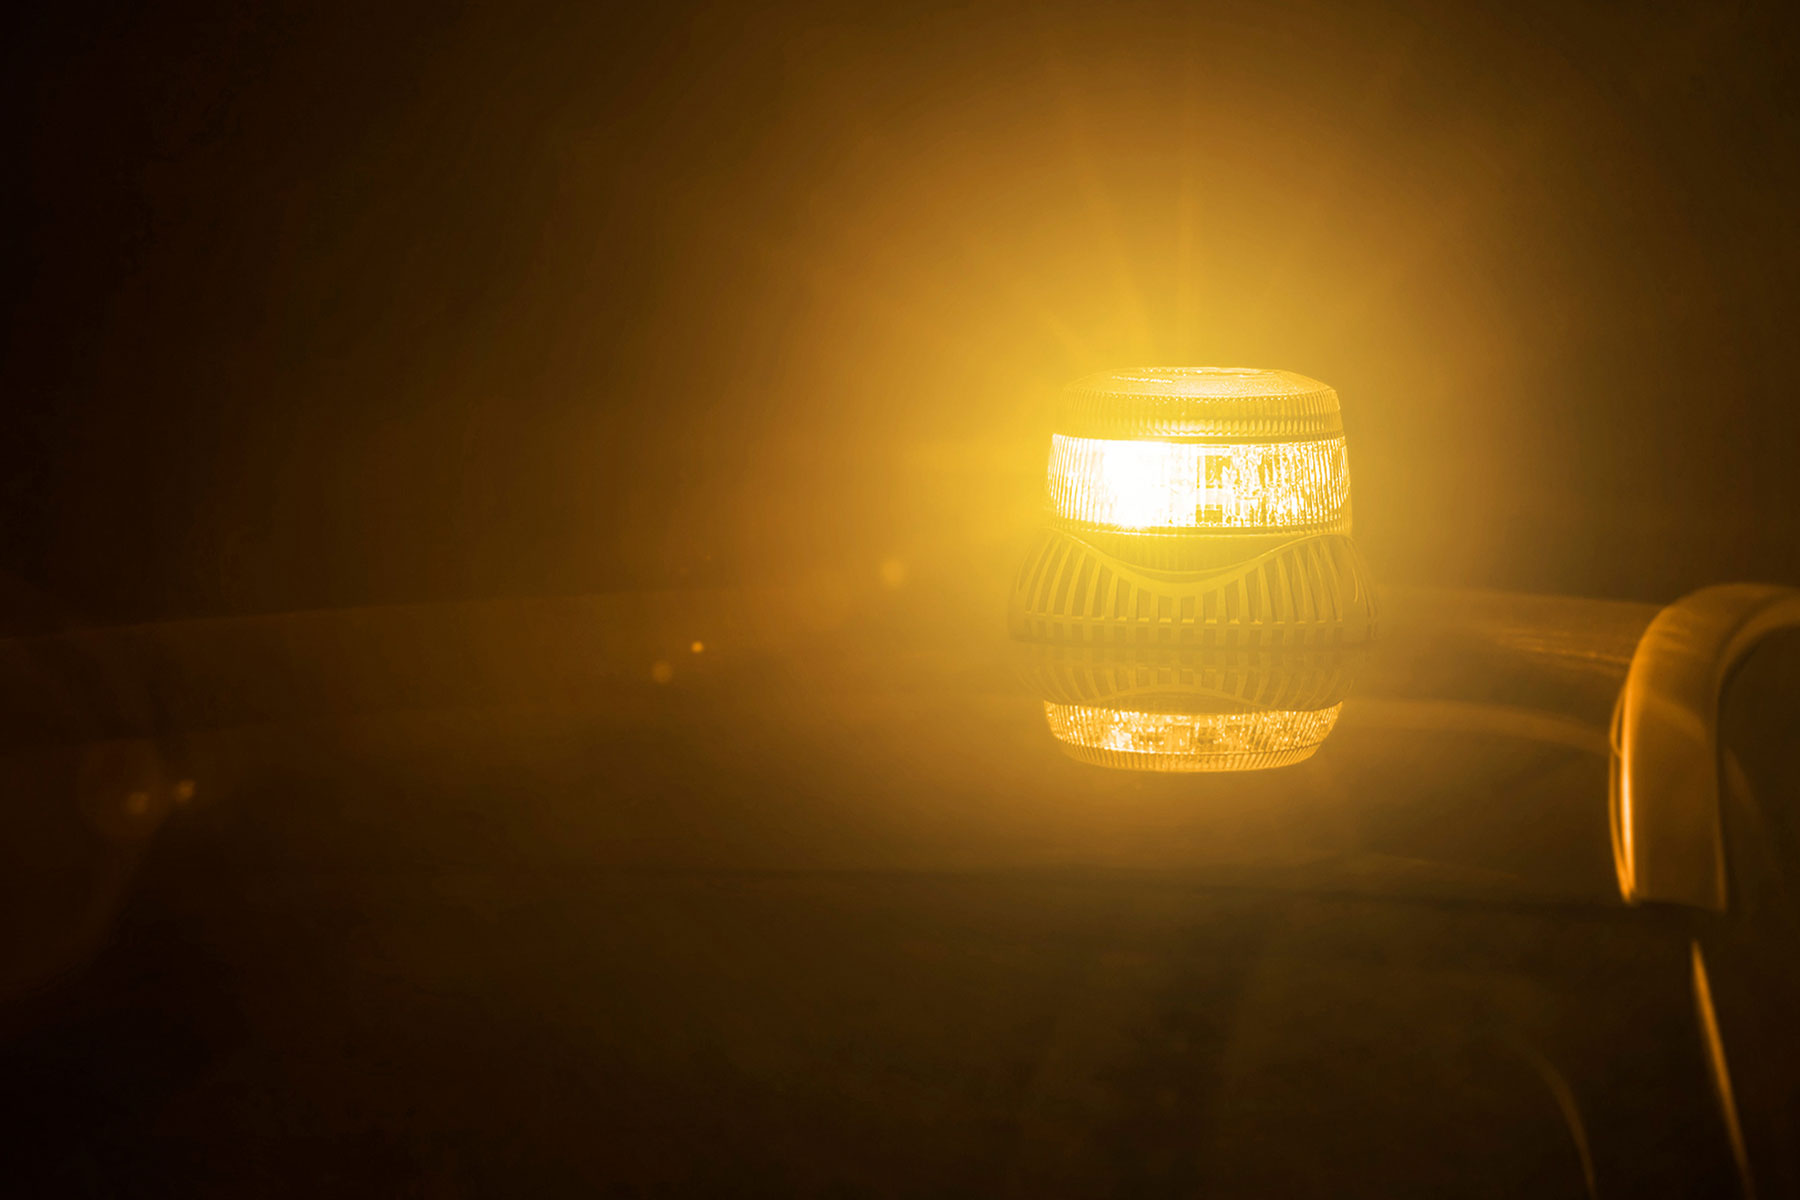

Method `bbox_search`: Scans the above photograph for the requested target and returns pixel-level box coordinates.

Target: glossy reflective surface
[0,579,1753,1194]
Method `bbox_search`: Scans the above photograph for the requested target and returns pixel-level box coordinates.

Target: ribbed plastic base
[1014,642,1361,713]
[1008,527,1377,648]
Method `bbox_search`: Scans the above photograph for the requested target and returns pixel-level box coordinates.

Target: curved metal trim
[1612,585,1800,909]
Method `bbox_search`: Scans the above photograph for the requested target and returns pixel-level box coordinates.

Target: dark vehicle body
[4,577,1796,1196]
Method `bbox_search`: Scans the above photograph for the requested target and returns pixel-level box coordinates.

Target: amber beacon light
[1010,368,1376,647]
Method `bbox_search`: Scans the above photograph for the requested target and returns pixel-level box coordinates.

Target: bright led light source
[1048,434,1349,532]
[1010,366,1376,647]
[1044,701,1343,772]
[1047,367,1352,536]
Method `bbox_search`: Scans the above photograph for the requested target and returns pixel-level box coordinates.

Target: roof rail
[1612,584,1800,909]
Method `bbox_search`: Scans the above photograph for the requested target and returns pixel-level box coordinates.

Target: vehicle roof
[7,577,1751,1195]
[60,579,1647,904]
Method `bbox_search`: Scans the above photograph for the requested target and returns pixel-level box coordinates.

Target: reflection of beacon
[1022,644,1357,773]
[1010,368,1375,648]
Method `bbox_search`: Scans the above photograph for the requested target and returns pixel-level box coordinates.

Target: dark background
[5,0,1799,630]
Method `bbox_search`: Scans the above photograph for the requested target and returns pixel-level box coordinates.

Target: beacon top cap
[1059,366,1343,441]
